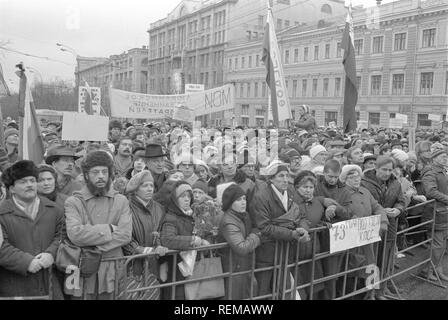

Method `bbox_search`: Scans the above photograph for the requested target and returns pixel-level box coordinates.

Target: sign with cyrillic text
[329,215,382,253]
[109,84,235,119]
[62,112,109,141]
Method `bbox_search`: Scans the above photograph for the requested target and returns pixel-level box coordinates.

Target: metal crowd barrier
[0,200,442,300]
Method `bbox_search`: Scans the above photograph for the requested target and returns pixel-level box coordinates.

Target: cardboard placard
[62,112,109,141]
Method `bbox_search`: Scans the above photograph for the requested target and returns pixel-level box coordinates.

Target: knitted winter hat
[309,144,327,159]
[192,179,208,194]
[221,184,246,212]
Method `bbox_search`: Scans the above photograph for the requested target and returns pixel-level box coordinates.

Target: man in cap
[114,136,133,178]
[64,151,132,299]
[421,148,448,281]
[0,160,64,298]
[46,144,82,196]
[4,127,19,164]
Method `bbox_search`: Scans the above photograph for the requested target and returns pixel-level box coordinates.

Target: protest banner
[62,112,109,141]
[109,84,234,119]
[357,120,368,129]
[329,215,382,254]
[395,113,408,123]
[389,118,404,128]
[79,86,101,115]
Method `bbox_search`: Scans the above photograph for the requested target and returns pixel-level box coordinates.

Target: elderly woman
[218,184,261,299]
[160,181,210,300]
[36,164,68,208]
[249,162,311,299]
[337,165,389,299]
[123,170,167,256]
[293,171,335,299]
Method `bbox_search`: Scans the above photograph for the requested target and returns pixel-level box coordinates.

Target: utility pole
[57,43,79,111]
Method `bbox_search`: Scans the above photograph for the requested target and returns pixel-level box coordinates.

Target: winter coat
[58,176,83,196]
[249,181,310,266]
[123,195,165,255]
[336,185,388,275]
[0,197,64,298]
[421,164,448,231]
[315,175,345,200]
[160,198,196,300]
[151,171,168,193]
[361,170,406,240]
[64,186,132,296]
[295,114,316,132]
[217,209,260,299]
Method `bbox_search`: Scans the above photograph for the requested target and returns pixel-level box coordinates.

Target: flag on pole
[262,0,291,126]
[0,63,10,97]
[17,66,45,164]
[342,4,358,133]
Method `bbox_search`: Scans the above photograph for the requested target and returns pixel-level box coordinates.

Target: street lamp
[57,43,80,109]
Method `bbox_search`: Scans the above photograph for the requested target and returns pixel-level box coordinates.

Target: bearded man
[64,150,132,299]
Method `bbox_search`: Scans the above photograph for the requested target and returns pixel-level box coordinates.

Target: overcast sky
[0,0,395,91]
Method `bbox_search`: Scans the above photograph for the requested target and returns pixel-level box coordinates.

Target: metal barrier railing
[1,200,443,300]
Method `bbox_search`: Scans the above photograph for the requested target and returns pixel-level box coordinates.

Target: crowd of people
[0,104,447,300]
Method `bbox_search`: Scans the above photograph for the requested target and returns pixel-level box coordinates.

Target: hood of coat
[166,181,193,218]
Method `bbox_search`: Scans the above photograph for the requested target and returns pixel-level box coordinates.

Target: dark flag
[342,5,358,133]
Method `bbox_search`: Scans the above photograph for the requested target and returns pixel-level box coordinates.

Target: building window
[247,82,251,98]
[335,77,341,96]
[371,75,382,95]
[235,57,238,70]
[241,104,249,115]
[302,79,307,96]
[354,39,363,55]
[356,111,360,121]
[240,83,244,97]
[356,76,361,91]
[321,4,332,14]
[325,111,337,125]
[277,19,282,30]
[249,55,252,68]
[262,82,266,97]
[312,79,318,97]
[255,108,264,116]
[294,48,299,63]
[242,117,249,126]
[372,36,384,54]
[254,82,258,97]
[258,15,264,27]
[293,80,298,98]
[285,50,290,64]
[241,57,245,69]
[323,78,329,96]
[314,45,319,60]
[390,113,396,118]
[417,114,431,127]
[325,44,330,59]
[304,47,309,61]
[422,28,436,48]
[285,20,290,28]
[256,54,260,67]
[336,42,342,58]
[392,74,404,95]
[369,112,380,126]
[420,72,434,95]
[394,33,406,51]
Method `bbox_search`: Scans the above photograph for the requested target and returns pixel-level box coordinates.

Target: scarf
[13,196,40,220]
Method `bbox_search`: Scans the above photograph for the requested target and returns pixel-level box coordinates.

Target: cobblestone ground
[391,247,448,300]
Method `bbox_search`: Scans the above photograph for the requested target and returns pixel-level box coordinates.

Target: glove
[385,208,401,218]
[248,233,261,246]
[153,246,168,257]
[28,258,43,273]
[325,205,337,220]
[35,252,54,269]
[413,195,427,203]
[294,228,310,243]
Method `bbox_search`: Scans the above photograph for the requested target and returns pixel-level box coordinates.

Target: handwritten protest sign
[62,112,109,141]
[357,120,368,129]
[109,84,235,119]
[173,105,195,123]
[329,215,382,254]
[428,114,441,122]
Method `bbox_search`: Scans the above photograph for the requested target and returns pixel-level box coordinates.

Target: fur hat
[81,150,114,175]
[339,165,362,183]
[2,160,39,189]
[109,119,122,130]
[222,184,246,212]
[309,144,327,159]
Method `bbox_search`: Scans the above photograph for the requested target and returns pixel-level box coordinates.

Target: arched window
[321,4,332,14]
[179,6,186,17]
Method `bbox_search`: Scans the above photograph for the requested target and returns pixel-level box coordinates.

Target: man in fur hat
[64,150,132,299]
[0,160,64,298]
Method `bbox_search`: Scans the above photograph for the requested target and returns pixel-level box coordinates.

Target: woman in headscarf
[217,184,261,299]
[159,181,210,300]
[36,164,68,208]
